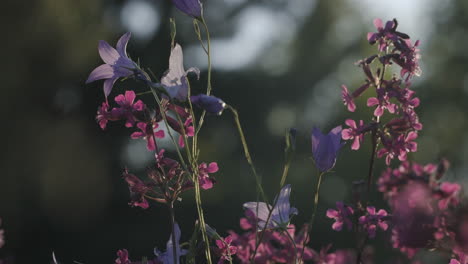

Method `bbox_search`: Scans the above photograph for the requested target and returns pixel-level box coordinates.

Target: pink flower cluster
[122,149,218,208]
[228,210,314,263]
[341,18,422,165]
[377,160,466,262]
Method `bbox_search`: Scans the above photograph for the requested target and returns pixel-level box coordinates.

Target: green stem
[299,171,325,263]
[227,105,268,202]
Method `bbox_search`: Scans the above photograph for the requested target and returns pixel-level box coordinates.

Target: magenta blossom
[114,90,146,127]
[326,202,354,231]
[311,126,343,172]
[341,85,356,112]
[131,122,165,151]
[215,235,237,264]
[122,170,155,209]
[198,162,218,190]
[87,33,144,97]
[436,182,461,210]
[115,249,132,264]
[359,206,389,238]
[342,119,365,150]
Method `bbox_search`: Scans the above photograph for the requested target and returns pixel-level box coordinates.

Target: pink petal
[207,162,219,173]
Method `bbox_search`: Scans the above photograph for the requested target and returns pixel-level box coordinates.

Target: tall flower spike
[171,0,202,18]
[243,184,298,230]
[161,44,200,102]
[87,33,143,98]
[311,126,343,172]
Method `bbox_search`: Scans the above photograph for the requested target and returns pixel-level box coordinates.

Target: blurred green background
[1,0,468,263]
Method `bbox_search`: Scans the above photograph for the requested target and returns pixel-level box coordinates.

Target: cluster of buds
[123,149,218,208]
[341,18,422,165]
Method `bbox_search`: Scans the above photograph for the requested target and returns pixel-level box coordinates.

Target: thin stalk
[299,171,325,263]
[149,88,189,172]
[279,156,293,188]
[227,105,267,202]
[193,168,213,264]
[194,15,213,141]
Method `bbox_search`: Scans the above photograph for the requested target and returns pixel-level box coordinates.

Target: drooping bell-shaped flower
[87,33,144,98]
[190,94,226,115]
[161,44,200,102]
[243,184,298,230]
[311,126,343,172]
[171,0,202,18]
[154,223,188,264]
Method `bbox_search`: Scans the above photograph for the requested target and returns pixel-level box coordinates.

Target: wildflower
[113,90,146,127]
[96,102,118,130]
[155,223,188,264]
[367,87,397,117]
[311,245,336,264]
[215,235,237,264]
[122,169,155,209]
[115,249,132,264]
[359,206,389,238]
[341,85,356,112]
[190,94,226,115]
[131,122,165,151]
[326,202,354,231]
[311,126,343,172]
[161,44,200,101]
[198,162,218,190]
[87,33,144,97]
[342,119,365,150]
[243,184,298,230]
[436,182,461,210]
[171,0,202,18]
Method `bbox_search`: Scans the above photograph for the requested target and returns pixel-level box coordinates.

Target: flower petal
[98,40,119,64]
[86,64,114,83]
[117,32,131,57]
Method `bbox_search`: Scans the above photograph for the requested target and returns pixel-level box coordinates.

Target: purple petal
[103,77,118,97]
[274,184,293,224]
[98,40,119,64]
[243,202,271,227]
[116,32,131,57]
[86,64,114,83]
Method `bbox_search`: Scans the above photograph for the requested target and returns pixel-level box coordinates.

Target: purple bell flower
[161,44,200,102]
[171,0,202,18]
[87,33,145,98]
[311,126,343,172]
[243,184,298,230]
[190,94,226,115]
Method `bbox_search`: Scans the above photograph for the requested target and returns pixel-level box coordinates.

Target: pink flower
[198,162,219,190]
[113,90,146,128]
[359,206,388,238]
[436,182,461,210]
[326,202,354,231]
[341,85,356,112]
[131,122,165,151]
[216,235,237,264]
[115,249,132,264]
[342,119,365,150]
